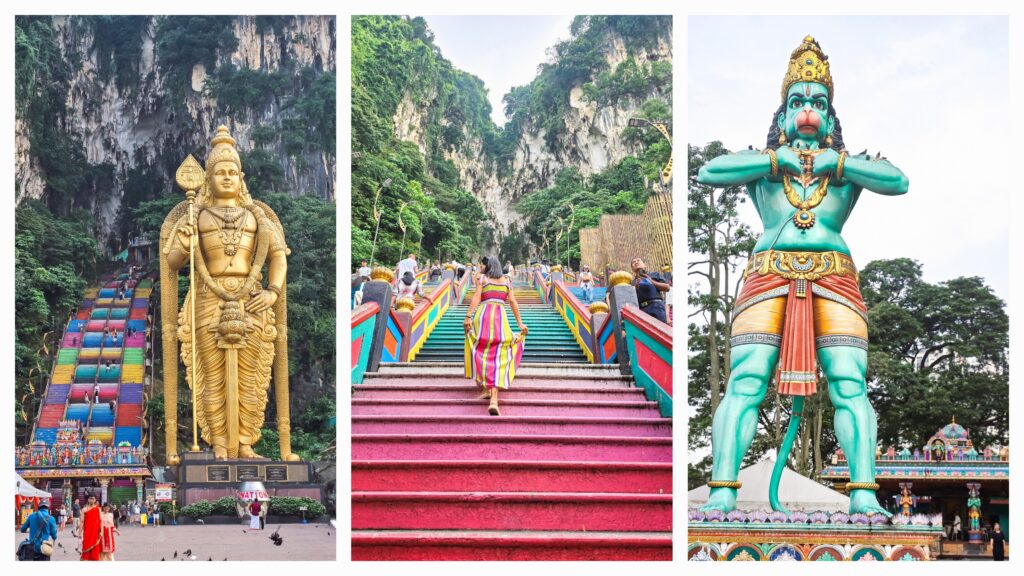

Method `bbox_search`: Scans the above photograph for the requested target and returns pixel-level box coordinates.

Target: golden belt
[745,250,857,282]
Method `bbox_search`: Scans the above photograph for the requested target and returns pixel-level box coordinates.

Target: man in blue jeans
[19,502,58,561]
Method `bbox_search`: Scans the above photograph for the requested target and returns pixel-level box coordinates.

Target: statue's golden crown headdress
[781,35,834,103]
[205,125,242,175]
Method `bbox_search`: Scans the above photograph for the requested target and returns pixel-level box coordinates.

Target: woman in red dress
[100,504,120,560]
[80,494,103,561]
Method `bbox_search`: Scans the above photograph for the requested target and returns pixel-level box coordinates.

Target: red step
[355,384,646,402]
[351,530,673,561]
[352,491,672,531]
[352,415,671,437]
[352,398,661,418]
[352,460,672,493]
[352,434,672,462]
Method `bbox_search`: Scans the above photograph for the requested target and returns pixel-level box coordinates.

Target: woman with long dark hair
[463,255,527,415]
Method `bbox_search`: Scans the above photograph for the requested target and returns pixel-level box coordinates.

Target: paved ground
[15,521,337,561]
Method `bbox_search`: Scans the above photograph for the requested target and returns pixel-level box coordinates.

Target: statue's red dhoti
[730,250,868,396]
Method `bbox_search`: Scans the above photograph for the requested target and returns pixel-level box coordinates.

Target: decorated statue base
[689,509,943,561]
[170,451,322,507]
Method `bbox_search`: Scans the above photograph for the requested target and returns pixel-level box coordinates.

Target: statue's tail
[769,395,804,514]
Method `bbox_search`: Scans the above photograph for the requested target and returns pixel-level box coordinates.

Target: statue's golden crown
[205,125,242,175]
[781,35,834,102]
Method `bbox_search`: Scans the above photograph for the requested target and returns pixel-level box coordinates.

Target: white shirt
[396,258,417,278]
[357,266,371,277]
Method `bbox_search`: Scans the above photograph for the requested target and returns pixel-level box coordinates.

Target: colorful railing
[621,305,672,417]
[532,270,550,305]
[455,270,473,304]
[352,302,379,385]
[595,313,617,363]
[406,278,453,361]
[380,278,454,363]
[552,281,596,363]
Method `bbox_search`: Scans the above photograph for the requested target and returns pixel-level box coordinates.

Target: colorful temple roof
[821,418,1008,483]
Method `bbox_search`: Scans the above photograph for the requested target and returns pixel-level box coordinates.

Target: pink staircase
[352,362,672,560]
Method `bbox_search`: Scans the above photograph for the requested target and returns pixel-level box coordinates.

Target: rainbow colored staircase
[352,279,672,560]
[32,272,151,449]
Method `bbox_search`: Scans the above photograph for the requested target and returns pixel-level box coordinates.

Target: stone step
[351,530,673,561]
[351,460,673,493]
[362,374,634,389]
[352,491,673,532]
[352,398,660,418]
[354,384,645,401]
[351,434,672,462]
[352,415,672,437]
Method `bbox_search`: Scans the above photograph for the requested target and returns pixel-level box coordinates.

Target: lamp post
[397,201,409,256]
[566,203,575,271]
[628,118,673,189]
[368,178,392,267]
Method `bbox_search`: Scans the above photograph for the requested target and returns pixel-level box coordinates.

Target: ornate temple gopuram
[821,418,1009,558]
[15,270,155,511]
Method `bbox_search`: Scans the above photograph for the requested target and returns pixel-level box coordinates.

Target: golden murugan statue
[159,126,299,463]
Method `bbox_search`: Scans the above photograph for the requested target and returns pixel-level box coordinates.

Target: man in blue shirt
[19,502,58,561]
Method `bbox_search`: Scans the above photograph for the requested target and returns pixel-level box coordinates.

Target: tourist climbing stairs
[32,270,151,449]
[352,281,672,560]
[413,282,588,364]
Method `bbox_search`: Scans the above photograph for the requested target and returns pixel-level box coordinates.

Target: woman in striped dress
[463,256,528,415]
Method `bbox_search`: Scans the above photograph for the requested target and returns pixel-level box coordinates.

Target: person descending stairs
[352,278,672,560]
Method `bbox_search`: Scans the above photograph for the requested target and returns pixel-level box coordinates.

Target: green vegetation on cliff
[352,16,491,267]
[352,15,672,267]
[14,16,336,459]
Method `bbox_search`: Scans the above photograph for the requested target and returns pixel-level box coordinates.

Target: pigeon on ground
[174,551,178,558]
[269,526,283,546]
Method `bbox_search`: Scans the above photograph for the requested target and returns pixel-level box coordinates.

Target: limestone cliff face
[16,15,336,242]
[390,26,672,233]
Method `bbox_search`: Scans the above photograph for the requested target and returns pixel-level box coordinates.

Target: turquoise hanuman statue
[698,36,908,516]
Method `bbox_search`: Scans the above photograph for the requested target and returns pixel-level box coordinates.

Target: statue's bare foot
[849,489,892,517]
[213,446,228,460]
[699,487,737,513]
[239,445,267,459]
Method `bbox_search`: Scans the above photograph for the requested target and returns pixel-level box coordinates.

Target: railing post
[364,267,395,373]
[606,271,638,375]
[394,298,415,361]
[588,301,610,363]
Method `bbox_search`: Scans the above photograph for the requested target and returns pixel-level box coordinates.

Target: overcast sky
[689,16,1010,302]
[424,15,576,125]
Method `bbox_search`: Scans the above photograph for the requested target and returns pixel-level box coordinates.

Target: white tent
[688,459,849,512]
[15,473,51,499]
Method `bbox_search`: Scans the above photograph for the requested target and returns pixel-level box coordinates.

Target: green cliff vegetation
[14,16,336,460]
[351,15,671,268]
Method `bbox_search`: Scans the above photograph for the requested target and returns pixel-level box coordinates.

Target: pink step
[125,334,146,347]
[352,460,672,493]
[352,434,671,462]
[352,399,660,418]
[352,530,673,561]
[355,385,646,402]
[365,375,633,389]
[352,415,671,437]
[352,492,672,531]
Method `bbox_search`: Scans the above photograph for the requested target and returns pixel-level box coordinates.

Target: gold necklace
[783,173,829,229]
[206,207,248,256]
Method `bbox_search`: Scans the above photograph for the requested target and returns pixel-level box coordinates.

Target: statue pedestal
[689,512,944,561]
[967,529,986,546]
[170,451,322,507]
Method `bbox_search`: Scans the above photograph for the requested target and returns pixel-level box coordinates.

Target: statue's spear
[175,155,205,454]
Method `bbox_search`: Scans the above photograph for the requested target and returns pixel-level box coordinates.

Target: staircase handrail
[551,280,596,363]
[405,278,453,361]
[454,270,473,305]
[29,313,76,445]
[531,270,550,305]
[352,302,380,385]
[620,305,673,417]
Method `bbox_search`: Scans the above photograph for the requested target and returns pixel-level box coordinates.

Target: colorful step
[113,427,141,445]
